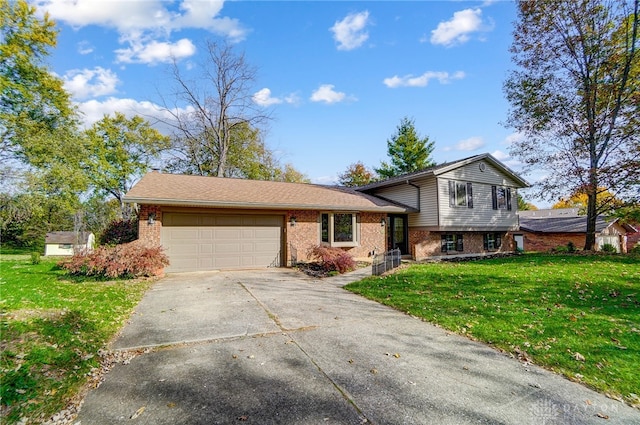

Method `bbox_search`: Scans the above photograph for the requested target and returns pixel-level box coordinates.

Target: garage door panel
[161,213,282,272]
[254,228,280,238]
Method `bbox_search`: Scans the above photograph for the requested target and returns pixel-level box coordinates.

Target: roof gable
[355,153,529,191]
[124,172,414,213]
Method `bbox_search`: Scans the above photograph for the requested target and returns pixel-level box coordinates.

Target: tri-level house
[355,153,529,259]
[124,153,529,272]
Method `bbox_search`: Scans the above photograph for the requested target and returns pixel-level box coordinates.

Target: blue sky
[33,0,530,189]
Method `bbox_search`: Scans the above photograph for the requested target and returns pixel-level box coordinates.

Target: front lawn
[345,253,640,407]
[0,255,155,424]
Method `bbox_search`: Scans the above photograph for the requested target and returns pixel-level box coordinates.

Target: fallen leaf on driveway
[595,412,609,419]
[130,406,145,419]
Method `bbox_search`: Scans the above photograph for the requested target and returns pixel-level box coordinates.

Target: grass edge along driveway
[345,253,640,409]
[1,255,155,424]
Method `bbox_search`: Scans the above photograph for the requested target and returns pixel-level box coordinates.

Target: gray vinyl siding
[438,161,519,230]
[410,176,438,227]
[371,183,419,209]
[442,160,520,187]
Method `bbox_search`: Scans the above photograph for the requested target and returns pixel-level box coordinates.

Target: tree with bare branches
[160,41,274,178]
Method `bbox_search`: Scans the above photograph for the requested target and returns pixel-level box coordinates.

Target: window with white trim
[441,234,464,253]
[320,213,359,247]
[449,181,473,208]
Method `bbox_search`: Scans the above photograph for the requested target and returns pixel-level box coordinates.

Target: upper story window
[448,181,473,208]
[492,186,512,210]
[321,213,359,247]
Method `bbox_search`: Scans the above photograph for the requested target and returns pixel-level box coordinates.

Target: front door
[388,215,408,255]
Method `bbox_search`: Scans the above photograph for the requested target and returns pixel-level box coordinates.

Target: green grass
[0,255,155,424]
[345,253,640,407]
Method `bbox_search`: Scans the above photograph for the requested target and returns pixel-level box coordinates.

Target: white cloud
[310,84,349,104]
[491,150,509,161]
[252,88,283,107]
[35,0,244,38]
[35,0,245,66]
[443,136,485,152]
[253,88,300,107]
[383,71,465,88]
[77,40,94,55]
[504,132,525,146]
[330,11,371,51]
[75,96,192,134]
[115,38,196,65]
[430,8,484,47]
[62,67,120,100]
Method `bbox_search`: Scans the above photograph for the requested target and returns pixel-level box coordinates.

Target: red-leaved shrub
[60,243,169,278]
[99,218,138,246]
[307,245,356,274]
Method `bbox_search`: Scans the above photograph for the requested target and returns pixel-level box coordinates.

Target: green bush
[600,243,617,254]
[30,251,41,264]
[566,241,576,253]
[630,243,640,254]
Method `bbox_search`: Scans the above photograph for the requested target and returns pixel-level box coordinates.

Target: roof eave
[123,197,412,213]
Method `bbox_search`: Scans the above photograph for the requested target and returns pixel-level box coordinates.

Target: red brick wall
[138,204,162,247]
[284,210,385,264]
[409,229,514,260]
[522,231,585,252]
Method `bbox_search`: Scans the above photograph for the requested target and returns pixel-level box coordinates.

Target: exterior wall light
[381,217,386,227]
[290,216,296,226]
[148,212,156,225]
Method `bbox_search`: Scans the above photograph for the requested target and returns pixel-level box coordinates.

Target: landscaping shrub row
[60,243,169,278]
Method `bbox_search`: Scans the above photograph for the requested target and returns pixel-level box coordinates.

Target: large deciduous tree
[162,41,272,178]
[0,0,77,164]
[504,0,639,250]
[338,161,376,187]
[84,113,171,218]
[375,117,436,179]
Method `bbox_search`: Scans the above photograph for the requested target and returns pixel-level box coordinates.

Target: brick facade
[137,205,385,267]
[138,204,162,247]
[409,228,515,260]
[285,210,385,264]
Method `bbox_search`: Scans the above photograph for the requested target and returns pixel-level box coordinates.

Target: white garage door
[161,213,283,272]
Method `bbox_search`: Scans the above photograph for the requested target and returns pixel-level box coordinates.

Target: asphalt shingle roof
[519,216,613,233]
[45,231,92,244]
[124,172,414,213]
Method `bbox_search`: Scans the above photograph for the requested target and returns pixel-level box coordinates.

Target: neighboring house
[518,209,633,253]
[44,231,95,256]
[123,153,529,272]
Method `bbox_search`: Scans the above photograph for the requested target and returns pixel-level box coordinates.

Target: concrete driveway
[77,268,639,424]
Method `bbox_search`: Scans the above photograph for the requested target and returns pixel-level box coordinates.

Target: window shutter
[506,188,512,211]
[483,234,488,250]
[467,182,473,208]
[491,186,498,210]
[441,235,448,253]
[448,181,455,207]
[496,234,502,248]
[457,234,464,252]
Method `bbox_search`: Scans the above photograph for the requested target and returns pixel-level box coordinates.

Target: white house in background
[44,231,95,256]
